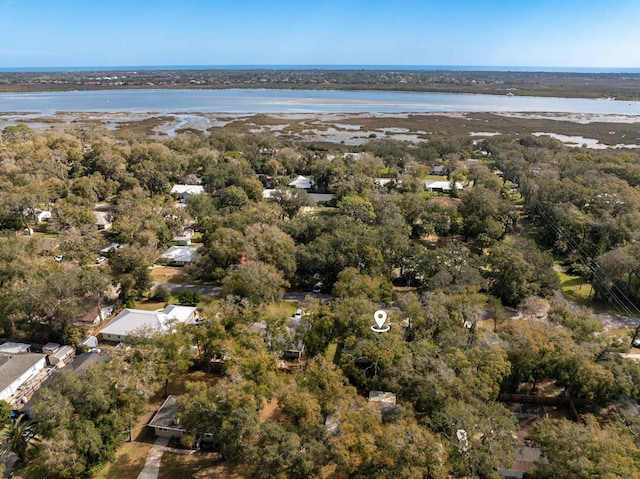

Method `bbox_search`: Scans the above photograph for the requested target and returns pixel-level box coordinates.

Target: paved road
[596,314,639,330]
[157,282,221,296]
[155,282,332,303]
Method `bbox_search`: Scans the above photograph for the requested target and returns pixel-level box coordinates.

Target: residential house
[36,210,52,222]
[0,342,32,354]
[262,188,279,199]
[0,350,47,402]
[374,178,395,188]
[94,211,112,230]
[173,228,194,246]
[149,395,187,438]
[288,175,315,189]
[171,184,205,203]
[158,246,198,266]
[424,180,464,193]
[367,391,398,416]
[99,305,197,342]
[100,243,121,255]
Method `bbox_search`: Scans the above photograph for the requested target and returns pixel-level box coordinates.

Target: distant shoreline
[2,68,639,100]
[2,65,640,73]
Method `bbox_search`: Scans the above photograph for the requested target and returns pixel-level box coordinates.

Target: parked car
[54,255,64,262]
[95,256,107,264]
[632,338,640,348]
[313,282,323,293]
[294,308,303,320]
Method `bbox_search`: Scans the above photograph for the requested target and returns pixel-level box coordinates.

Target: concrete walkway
[137,436,170,479]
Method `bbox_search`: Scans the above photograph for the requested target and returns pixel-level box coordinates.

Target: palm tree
[0,414,40,462]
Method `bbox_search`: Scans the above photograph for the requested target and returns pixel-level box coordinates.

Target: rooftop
[0,342,31,354]
[148,395,186,432]
[0,352,47,395]
[100,305,197,338]
[159,246,198,264]
[171,184,205,195]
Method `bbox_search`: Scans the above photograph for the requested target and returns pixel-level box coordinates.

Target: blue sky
[1,0,639,68]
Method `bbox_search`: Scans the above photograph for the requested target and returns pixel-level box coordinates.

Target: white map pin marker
[371,310,390,332]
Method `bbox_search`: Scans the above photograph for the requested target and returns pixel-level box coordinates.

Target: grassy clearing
[555,266,592,306]
[93,439,153,479]
[159,452,251,479]
[325,343,338,363]
[266,301,298,318]
[150,265,191,284]
[134,300,167,311]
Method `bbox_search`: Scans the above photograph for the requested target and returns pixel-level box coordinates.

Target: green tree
[221,260,288,305]
[529,416,640,479]
[331,268,392,305]
[486,238,559,306]
[337,195,376,224]
[244,223,297,280]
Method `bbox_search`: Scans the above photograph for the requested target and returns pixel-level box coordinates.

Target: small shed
[42,343,61,355]
[48,345,75,367]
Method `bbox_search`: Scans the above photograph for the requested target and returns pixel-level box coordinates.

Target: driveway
[137,436,170,479]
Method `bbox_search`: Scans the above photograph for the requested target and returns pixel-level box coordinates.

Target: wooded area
[1,123,640,478]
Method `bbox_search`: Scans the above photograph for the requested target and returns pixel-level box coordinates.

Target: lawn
[150,265,191,284]
[159,452,251,479]
[134,300,167,311]
[325,343,338,363]
[266,301,298,318]
[555,265,592,306]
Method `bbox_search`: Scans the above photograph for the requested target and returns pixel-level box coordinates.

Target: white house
[288,175,315,189]
[0,342,32,354]
[94,211,112,230]
[99,305,197,342]
[173,229,194,246]
[171,184,205,203]
[424,180,464,193]
[0,352,47,402]
[148,395,186,438]
[158,246,198,266]
[36,210,52,222]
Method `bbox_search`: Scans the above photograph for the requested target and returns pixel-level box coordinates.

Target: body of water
[2,88,640,115]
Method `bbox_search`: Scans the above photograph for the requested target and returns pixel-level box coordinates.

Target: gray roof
[149,395,186,431]
[171,184,204,196]
[0,352,47,395]
[0,342,31,354]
